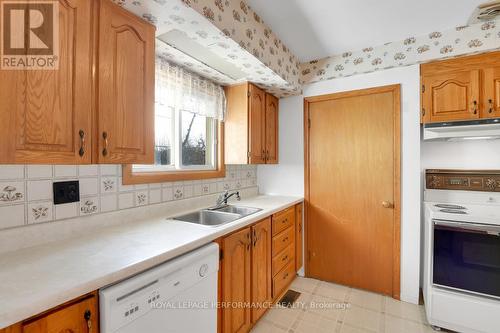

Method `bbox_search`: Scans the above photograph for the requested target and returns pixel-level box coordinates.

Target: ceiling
[246,0,487,62]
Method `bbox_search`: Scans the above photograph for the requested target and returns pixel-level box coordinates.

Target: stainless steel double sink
[172,205,262,227]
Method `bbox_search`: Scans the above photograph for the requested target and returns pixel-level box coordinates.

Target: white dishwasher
[100,243,219,333]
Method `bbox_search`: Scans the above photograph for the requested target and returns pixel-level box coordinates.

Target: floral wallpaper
[300,19,500,85]
[113,0,301,97]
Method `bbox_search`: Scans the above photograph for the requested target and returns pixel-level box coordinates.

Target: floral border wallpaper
[113,0,301,97]
[300,19,500,85]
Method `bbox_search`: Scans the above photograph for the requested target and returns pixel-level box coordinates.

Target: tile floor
[251,277,437,333]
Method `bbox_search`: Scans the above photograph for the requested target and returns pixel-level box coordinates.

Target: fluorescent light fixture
[446,136,500,142]
[157,29,247,81]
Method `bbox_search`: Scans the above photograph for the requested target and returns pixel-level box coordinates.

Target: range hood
[423,118,500,141]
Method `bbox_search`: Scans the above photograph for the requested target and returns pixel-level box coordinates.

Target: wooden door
[248,84,266,164]
[22,295,97,333]
[295,204,303,271]
[0,0,93,164]
[422,70,480,123]
[222,228,252,333]
[305,85,401,298]
[251,218,272,324]
[97,0,155,164]
[483,66,500,118]
[265,94,279,164]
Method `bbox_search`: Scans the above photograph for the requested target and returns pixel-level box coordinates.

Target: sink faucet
[215,190,241,208]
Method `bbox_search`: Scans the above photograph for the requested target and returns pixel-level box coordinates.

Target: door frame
[303,84,401,299]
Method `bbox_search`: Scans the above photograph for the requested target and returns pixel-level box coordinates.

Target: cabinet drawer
[272,244,294,275]
[272,227,294,257]
[272,207,295,236]
[272,260,295,299]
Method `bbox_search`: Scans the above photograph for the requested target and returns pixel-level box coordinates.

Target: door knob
[382,201,394,209]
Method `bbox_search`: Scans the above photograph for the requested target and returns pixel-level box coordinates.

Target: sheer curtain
[155,56,227,121]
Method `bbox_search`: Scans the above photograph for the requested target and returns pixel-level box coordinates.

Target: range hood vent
[423,118,500,141]
[468,1,500,24]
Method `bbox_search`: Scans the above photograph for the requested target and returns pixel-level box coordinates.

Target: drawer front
[272,226,294,256]
[272,244,294,275]
[272,260,295,299]
[272,207,295,236]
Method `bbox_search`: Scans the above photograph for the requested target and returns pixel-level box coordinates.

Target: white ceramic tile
[193,184,203,197]
[173,187,184,200]
[27,165,53,179]
[54,165,77,178]
[135,191,148,206]
[28,201,53,224]
[79,178,99,196]
[100,194,117,213]
[0,204,25,228]
[183,185,193,198]
[80,197,99,216]
[135,184,149,190]
[201,183,210,195]
[0,165,24,180]
[149,182,161,189]
[118,178,135,192]
[78,165,98,177]
[118,192,134,209]
[99,165,117,176]
[162,187,173,202]
[101,177,117,194]
[55,202,78,220]
[27,180,51,202]
[149,188,161,204]
[0,181,25,205]
[209,182,218,194]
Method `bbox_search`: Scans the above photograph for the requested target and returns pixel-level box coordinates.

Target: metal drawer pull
[282,218,288,224]
[472,100,478,114]
[79,130,85,157]
[283,273,289,280]
[282,237,289,242]
[84,310,92,333]
[102,132,109,157]
[489,99,493,113]
[282,255,288,262]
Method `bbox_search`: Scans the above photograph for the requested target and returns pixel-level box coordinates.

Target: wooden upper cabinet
[222,228,252,333]
[251,218,272,324]
[483,66,500,118]
[97,0,155,164]
[265,94,279,164]
[421,51,500,123]
[248,84,266,164]
[422,70,480,123]
[224,82,279,164]
[0,0,93,164]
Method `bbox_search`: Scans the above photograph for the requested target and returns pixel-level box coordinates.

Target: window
[123,58,226,184]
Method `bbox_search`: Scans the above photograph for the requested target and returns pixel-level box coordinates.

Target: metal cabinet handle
[102,132,108,157]
[382,201,394,209]
[282,255,288,262]
[473,100,478,114]
[79,130,86,157]
[253,229,257,247]
[489,99,493,114]
[282,237,289,242]
[84,310,92,333]
[283,273,289,280]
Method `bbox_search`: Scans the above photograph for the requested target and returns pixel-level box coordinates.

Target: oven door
[433,219,500,299]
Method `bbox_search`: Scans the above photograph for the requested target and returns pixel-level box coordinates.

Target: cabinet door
[422,70,480,123]
[251,218,272,323]
[0,0,92,164]
[248,84,266,164]
[97,0,155,164]
[483,66,500,118]
[295,204,303,272]
[22,295,97,333]
[265,94,279,164]
[222,228,252,333]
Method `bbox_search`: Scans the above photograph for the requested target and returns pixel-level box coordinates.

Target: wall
[422,140,500,169]
[258,64,422,304]
[0,164,257,231]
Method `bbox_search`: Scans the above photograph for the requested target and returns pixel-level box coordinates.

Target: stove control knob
[199,264,209,277]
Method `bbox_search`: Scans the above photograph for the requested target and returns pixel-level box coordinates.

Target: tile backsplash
[0,164,257,231]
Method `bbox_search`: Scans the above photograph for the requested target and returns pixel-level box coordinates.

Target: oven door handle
[434,219,500,235]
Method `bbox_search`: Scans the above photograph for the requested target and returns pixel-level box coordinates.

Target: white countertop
[0,194,302,329]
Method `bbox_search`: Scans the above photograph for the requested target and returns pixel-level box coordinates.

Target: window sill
[122,165,226,185]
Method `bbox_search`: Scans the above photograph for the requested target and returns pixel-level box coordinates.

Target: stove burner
[435,204,467,210]
[439,209,467,214]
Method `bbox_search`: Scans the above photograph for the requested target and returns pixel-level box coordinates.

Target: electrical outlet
[53,181,80,205]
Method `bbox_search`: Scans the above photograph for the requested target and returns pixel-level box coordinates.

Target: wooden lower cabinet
[250,218,272,324]
[295,203,303,271]
[221,227,252,333]
[1,292,98,333]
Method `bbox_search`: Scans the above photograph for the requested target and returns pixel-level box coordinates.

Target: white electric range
[423,170,500,333]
